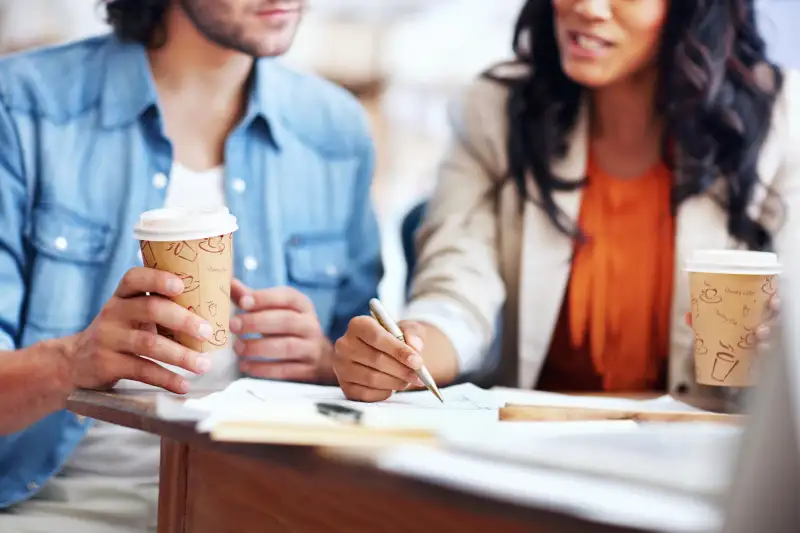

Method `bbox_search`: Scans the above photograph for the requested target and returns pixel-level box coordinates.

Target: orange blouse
[538,152,675,392]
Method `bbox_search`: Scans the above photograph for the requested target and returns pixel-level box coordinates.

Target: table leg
[158,437,189,533]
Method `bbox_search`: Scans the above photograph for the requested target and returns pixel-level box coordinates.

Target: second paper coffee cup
[134,207,239,353]
[685,250,780,387]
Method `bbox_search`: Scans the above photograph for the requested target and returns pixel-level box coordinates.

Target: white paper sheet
[438,422,743,497]
[155,380,506,433]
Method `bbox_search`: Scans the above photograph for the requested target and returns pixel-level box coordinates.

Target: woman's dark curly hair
[104,0,170,47]
[486,0,783,251]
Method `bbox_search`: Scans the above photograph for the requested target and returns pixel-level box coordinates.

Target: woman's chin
[561,62,617,89]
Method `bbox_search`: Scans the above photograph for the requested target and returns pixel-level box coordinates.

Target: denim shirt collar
[99,36,285,147]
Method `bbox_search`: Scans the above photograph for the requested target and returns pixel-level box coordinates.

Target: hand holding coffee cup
[64,267,215,394]
[134,207,238,353]
[686,250,781,387]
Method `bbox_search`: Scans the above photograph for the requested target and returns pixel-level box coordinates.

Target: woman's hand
[332,317,427,402]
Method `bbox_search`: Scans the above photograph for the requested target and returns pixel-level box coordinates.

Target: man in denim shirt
[0,1,381,531]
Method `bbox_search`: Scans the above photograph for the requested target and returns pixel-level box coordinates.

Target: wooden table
[67,390,650,533]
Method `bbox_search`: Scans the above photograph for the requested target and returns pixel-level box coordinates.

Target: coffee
[134,207,238,353]
[686,250,780,387]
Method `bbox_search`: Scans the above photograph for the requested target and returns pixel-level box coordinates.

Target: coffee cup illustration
[178,272,201,293]
[695,334,708,355]
[199,235,226,254]
[737,327,757,350]
[762,275,777,296]
[699,284,723,304]
[209,323,228,347]
[166,241,198,263]
[711,341,739,383]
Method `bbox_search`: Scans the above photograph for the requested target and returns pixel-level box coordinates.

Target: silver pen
[369,298,444,403]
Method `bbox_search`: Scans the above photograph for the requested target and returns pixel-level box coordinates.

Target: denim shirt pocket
[285,233,349,334]
[24,204,115,337]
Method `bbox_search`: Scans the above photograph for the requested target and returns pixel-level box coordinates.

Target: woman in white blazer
[333,0,798,410]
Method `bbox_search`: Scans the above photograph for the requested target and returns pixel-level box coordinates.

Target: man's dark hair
[104,0,170,47]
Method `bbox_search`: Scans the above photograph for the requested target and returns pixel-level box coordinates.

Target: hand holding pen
[332,300,439,403]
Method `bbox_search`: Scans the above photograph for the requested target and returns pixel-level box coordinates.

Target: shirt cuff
[402,299,489,376]
[0,332,14,351]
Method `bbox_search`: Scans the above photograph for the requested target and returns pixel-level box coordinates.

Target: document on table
[156,380,506,432]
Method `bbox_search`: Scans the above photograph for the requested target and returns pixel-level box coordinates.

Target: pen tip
[432,388,444,403]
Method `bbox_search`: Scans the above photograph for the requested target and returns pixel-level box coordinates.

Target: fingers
[100,323,210,374]
[231,278,252,308]
[120,353,191,394]
[230,309,319,337]
[234,336,315,361]
[233,282,314,313]
[115,268,184,299]
[684,312,692,328]
[338,337,421,384]
[335,359,415,390]
[239,360,318,382]
[118,296,213,340]
[349,316,422,370]
[338,382,393,403]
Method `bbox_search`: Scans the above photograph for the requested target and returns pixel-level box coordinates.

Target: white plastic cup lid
[685,250,781,275]
[133,207,239,242]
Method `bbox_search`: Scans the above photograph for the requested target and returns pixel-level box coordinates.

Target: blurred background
[0,0,797,315]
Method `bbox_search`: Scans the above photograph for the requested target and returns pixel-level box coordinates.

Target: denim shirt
[0,35,382,507]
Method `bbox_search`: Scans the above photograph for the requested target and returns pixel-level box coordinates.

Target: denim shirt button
[27,481,39,491]
[244,256,258,271]
[232,178,246,193]
[325,264,339,277]
[152,172,168,189]
[54,236,68,251]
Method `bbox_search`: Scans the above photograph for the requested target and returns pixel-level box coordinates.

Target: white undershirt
[6,164,237,533]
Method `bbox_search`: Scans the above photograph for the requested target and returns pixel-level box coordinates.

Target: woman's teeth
[577,34,606,50]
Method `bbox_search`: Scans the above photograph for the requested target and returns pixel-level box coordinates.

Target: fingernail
[178,379,190,393]
[167,279,184,294]
[234,340,245,354]
[407,335,424,352]
[198,323,213,339]
[408,354,423,370]
[230,317,242,333]
[240,295,255,310]
[196,355,211,373]
[757,325,770,338]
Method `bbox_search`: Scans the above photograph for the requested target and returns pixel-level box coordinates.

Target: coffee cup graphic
[711,342,739,383]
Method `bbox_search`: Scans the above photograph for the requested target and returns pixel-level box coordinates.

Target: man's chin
[239,36,298,58]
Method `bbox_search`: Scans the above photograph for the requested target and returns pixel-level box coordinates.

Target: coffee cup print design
[699,281,723,304]
[199,235,226,254]
[694,334,708,355]
[139,233,233,352]
[712,341,740,383]
[737,326,757,351]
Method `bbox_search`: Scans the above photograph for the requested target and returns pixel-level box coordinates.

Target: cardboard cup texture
[689,272,778,387]
[139,234,234,352]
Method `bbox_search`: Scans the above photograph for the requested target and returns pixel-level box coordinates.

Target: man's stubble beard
[179,0,299,57]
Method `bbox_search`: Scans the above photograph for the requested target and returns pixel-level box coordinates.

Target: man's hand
[230,279,334,383]
[66,268,213,394]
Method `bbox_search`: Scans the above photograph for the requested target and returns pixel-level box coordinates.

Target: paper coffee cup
[686,250,780,387]
[133,207,238,353]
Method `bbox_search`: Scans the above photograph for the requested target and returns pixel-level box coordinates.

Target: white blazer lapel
[516,101,589,388]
